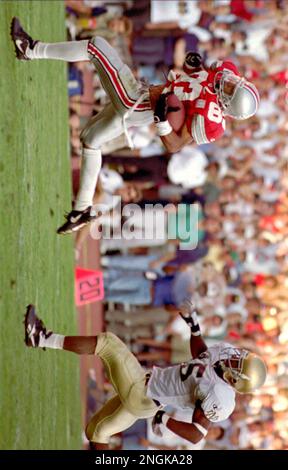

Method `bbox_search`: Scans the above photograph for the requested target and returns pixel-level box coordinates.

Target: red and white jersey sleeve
[190,95,226,145]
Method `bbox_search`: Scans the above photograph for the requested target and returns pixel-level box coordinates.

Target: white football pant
[33,37,153,210]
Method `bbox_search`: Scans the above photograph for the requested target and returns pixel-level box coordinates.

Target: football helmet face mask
[215,71,260,120]
[219,348,267,394]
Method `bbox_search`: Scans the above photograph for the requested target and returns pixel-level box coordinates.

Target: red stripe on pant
[88,42,151,111]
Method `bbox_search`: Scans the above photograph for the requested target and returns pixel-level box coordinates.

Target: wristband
[191,324,201,336]
[155,120,172,136]
[162,413,170,427]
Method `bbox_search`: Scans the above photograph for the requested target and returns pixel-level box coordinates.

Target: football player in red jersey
[11,18,259,234]
[152,51,260,153]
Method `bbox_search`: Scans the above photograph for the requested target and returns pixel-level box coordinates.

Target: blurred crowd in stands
[65,0,288,450]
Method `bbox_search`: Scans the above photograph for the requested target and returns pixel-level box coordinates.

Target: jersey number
[180,363,206,382]
[207,102,223,124]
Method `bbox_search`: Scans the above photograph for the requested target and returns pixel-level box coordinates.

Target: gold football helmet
[220,348,267,394]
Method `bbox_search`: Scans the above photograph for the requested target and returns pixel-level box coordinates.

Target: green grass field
[0,1,81,449]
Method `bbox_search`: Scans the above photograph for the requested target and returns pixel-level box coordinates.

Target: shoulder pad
[201,383,235,422]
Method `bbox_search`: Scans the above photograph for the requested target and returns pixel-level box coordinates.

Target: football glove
[184,51,202,69]
[154,92,175,123]
[179,299,201,336]
[152,410,166,437]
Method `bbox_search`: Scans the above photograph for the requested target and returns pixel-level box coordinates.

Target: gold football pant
[85,332,160,444]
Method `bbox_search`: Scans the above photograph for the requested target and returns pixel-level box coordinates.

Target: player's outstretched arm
[152,404,210,444]
[179,299,207,358]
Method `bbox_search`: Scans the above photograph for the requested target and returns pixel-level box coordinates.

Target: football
[166,94,185,132]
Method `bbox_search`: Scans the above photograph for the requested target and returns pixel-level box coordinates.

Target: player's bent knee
[95,331,121,353]
[80,133,95,148]
[86,418,111,444]
[80,136,101,152]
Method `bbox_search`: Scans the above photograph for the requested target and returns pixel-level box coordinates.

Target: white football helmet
[215,71,260,120]
[219,347,267,393]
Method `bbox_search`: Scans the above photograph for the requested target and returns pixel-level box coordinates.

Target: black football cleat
[24,304,52,348]
[57,206,97,235]
[10,17,38,60]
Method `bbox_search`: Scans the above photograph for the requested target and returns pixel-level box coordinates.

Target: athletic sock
[74,147,102,211]
[29,40,89,61]
[39,333,65,350]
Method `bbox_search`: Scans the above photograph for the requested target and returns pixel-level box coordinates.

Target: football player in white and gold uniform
[23,302,266,448]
